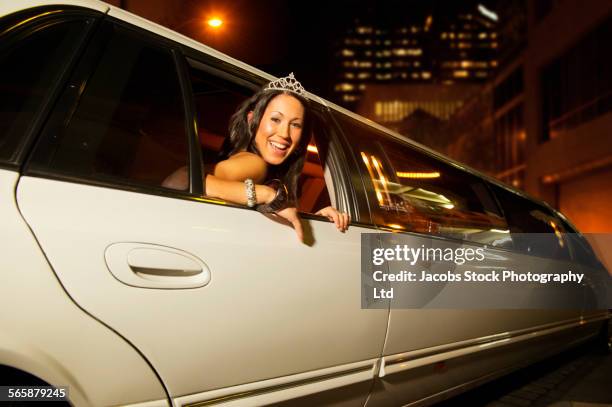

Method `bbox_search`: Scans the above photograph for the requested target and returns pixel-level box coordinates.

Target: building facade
[332,4,499,110]
[521,0,612,234]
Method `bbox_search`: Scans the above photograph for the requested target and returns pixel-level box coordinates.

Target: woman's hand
[315,206,350,232]
[275,207,304,242]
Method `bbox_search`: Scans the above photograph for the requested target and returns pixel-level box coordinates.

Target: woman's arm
[205,174,275,205]
[206,152,274,204]
[207,152,304,241]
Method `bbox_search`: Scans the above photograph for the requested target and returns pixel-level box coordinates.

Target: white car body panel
[16,176,389,401]
[0,169,168,406]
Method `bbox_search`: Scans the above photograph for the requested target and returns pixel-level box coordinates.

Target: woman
[168,74,349,241]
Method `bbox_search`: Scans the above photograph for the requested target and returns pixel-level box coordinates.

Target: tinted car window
[491,185,571,260]
[335,114,510,246]
[0,14,89,164]
[30,22,189,192]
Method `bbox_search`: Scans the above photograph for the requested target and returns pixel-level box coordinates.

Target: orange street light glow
[207,18,223,28]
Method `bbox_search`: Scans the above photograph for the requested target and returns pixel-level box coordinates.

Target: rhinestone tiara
[264,73,306,95]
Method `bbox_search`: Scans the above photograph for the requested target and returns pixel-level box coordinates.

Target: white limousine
[0,1,609,406]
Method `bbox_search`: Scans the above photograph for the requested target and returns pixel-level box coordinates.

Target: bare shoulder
[214,152,267,182]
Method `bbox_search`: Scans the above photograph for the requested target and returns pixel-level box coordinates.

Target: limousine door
[16,16,388,406]
[331,113,585,406]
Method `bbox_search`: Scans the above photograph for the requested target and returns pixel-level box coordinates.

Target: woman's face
[253,93,304,165]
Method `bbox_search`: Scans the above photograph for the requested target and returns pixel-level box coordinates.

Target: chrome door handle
[105,243,211,289]
[127,248,203,277]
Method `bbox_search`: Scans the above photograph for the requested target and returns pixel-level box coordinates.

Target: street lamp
[174,16,224,33]
[207,18,223,28]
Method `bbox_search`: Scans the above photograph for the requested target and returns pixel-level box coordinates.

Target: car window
[335,113,511,246]
[490,185,571,260]
[0,13,90,164]
[29,22,189,192]
[185,60,332,213]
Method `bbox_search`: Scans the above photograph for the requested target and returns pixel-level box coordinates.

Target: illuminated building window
[342,94,357,102]
[373,100,465,122]
[475,71,487,77]
[491,42,498,48]
[341,49,354,57]
[441,32,447,39]
[479,32,487,39]
[344,72,354,79]
[358,84,366,90]
[364,39,372,45]
[384,40,391,45]
[449,32,455,39]
[424,16,432,31]
[458,42,472,48]
[375,73,392,80]
[383,62,391,68]
[491,32,497,39]
[411,26,419,33]
[421,71,431,79]
[407,48,422,56]
[490,60,498,67]
[414,61,420,67]
[356,26,372,34]
[335,83,354,92]
[357,72,370,79]
[453,70,469,77]
[358,61,372,68]
[364,50,372,56]
[411,72,419,79]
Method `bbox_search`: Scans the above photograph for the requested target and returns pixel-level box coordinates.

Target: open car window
[186,60,333,214]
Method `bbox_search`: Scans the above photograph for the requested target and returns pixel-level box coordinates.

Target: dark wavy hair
[219,88,312,203]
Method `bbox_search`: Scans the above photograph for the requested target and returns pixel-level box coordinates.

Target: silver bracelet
[244,178,256,207]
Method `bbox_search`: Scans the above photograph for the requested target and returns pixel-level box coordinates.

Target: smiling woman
[191,74,349,240]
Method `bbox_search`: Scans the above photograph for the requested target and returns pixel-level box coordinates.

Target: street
[437,337,612,407]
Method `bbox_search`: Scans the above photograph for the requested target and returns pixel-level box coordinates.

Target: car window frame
[176,49,363,220]
[0,6,102,170]
[24,16,202,201]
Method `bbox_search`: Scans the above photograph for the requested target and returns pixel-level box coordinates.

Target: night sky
[179,0,496,98]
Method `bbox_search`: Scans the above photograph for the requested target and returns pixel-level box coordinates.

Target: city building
[521,0,611,234]
[445,0,611,269]
[356,83,480,152]
[332,3,499,110]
